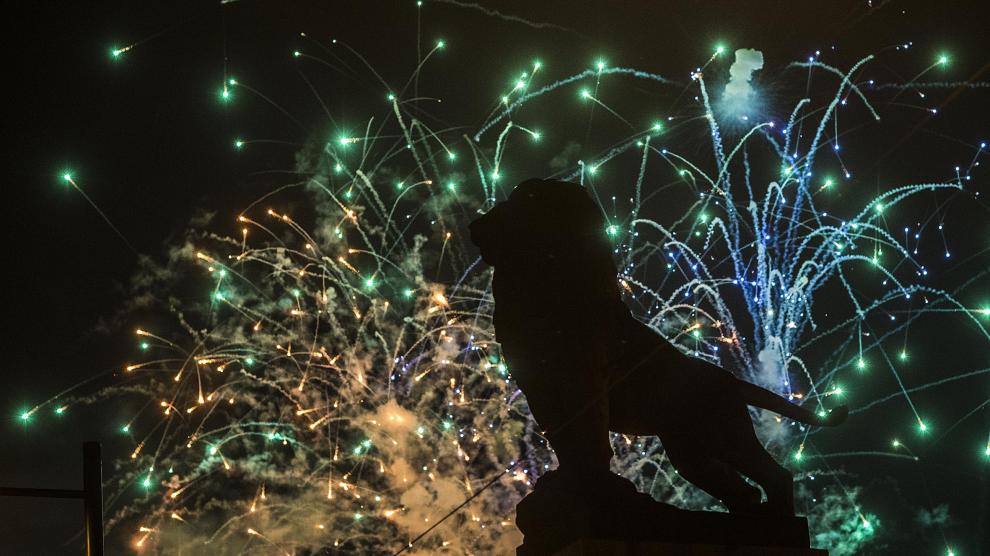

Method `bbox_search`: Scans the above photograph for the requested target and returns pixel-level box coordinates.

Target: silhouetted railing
[0,441,103,556]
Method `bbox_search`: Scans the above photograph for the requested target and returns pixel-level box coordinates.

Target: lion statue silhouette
[470,178,847,516]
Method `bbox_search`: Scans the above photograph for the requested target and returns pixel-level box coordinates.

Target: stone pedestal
[515,470,824,556]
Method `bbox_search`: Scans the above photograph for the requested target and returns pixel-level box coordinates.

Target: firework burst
[26,22,989,556]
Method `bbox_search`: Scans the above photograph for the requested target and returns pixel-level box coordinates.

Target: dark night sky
[2,1,988,554]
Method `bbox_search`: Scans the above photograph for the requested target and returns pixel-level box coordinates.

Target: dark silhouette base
[543,540,827,556]
[515,469,824,556]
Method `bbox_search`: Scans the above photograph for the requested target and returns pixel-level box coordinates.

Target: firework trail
[28,23,990,556]
[60,172,139,255]
[874,81,990,90]
[432,0,576,33]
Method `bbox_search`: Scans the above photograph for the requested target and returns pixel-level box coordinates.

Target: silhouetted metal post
[0,441,103,554]
[82,441,103,556]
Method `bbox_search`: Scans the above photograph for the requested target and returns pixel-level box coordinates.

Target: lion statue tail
[737,380,849,427]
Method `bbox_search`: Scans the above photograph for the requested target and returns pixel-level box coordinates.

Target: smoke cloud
[720,48,764,120]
